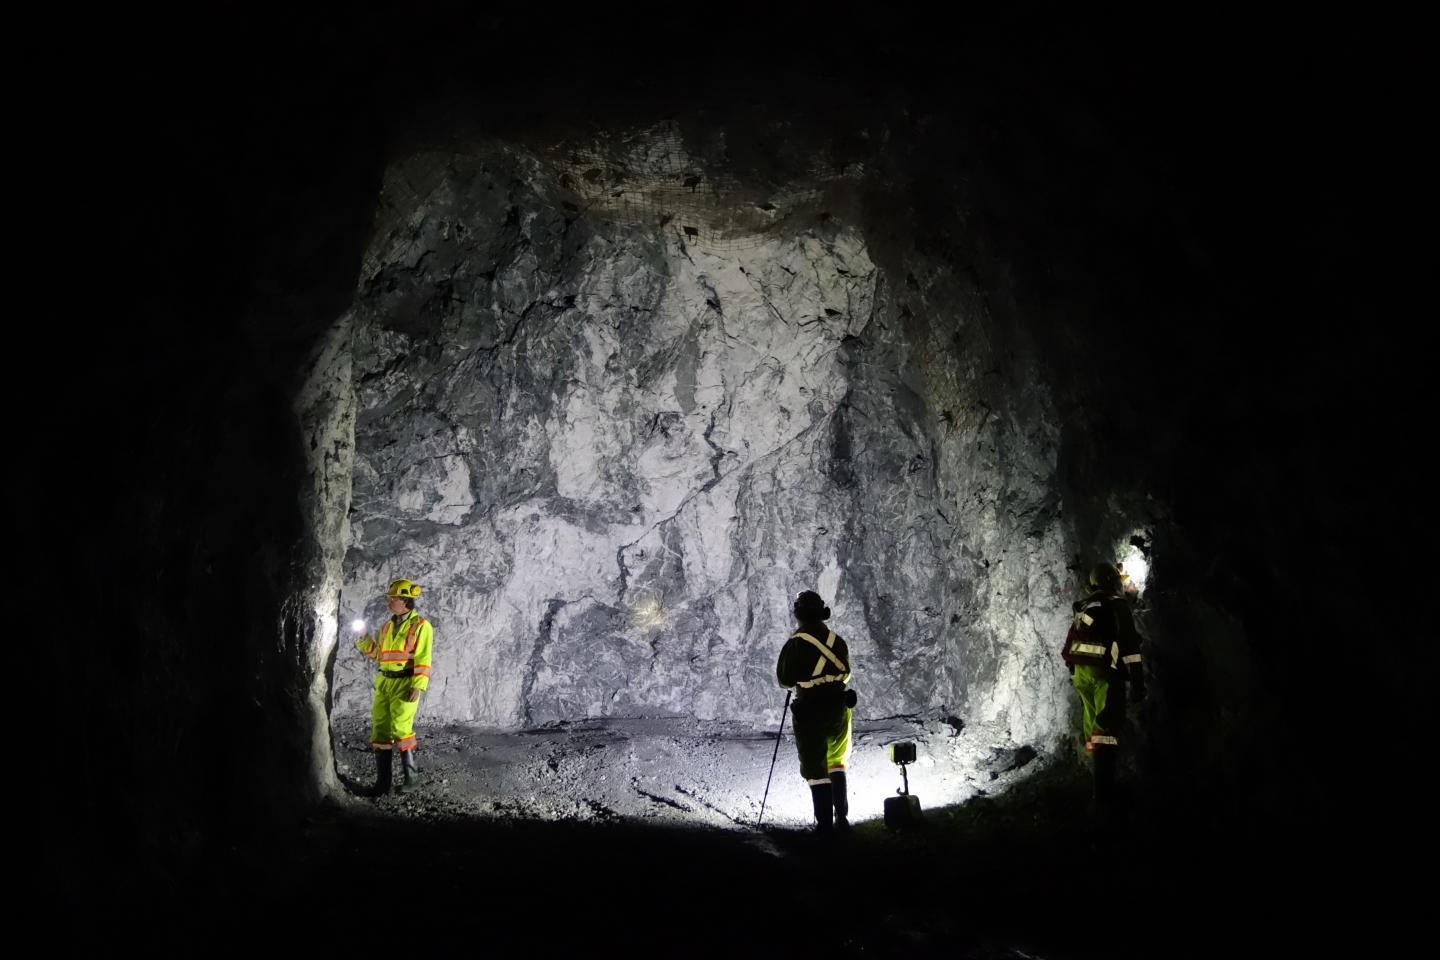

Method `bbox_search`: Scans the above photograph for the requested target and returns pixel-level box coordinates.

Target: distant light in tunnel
[351,619,367,633]
[1118,540,1149,595]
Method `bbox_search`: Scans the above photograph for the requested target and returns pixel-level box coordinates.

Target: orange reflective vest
[356,611,434,690]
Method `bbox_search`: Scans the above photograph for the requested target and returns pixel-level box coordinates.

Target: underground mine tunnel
[41,10,1419,956]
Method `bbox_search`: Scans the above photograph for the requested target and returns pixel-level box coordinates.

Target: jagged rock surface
[329,135,1075,746]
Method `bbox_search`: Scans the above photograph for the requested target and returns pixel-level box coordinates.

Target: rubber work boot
[399,748,421,792]
[810,782,835,837]
[830,770,851,833]
[371,748,394,797]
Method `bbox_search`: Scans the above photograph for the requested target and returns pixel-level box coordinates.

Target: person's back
[1062,564,1145,826]
[777,591,854,834]
[778,618,850,703]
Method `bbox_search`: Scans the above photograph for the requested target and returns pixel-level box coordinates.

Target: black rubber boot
[371,749,394,797]
[810,782,834,836]
[830,771,851,833]
[399,748,421,791]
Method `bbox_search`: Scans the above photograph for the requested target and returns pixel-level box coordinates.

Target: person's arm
[356,625,379,660]
[406,620,433,702]
[1115,602,1145,699]
[776,637,798,689]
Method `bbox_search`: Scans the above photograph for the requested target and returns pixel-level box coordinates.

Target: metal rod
[757,689,792,828]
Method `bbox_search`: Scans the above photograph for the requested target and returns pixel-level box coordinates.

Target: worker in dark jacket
[1061,563,1146,822]
[777,590,854,835]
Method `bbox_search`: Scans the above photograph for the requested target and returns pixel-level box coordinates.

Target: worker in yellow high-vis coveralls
[355,578,434,796]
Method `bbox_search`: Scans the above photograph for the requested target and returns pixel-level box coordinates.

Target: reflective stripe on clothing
[777,626,851,696]
[1063,600,1109,667]
[805,776,832,786]
[364,611,433,750]
[1122,654,1143,665]
[1072,664,1123,752]
[359,612,434,692]
[795,705,852,782]
[1085,733,1119,753]
[793,630,849,676]
[370,680,421,750]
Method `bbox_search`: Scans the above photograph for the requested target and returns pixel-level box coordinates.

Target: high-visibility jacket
[777,621,851,701]
[356,610,434,691]
[1061,591,1143,679]
[777,621,853,783]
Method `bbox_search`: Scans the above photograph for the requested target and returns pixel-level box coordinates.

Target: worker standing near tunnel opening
[355,578,434,796]
[1061,563,1145,826]
[777,590,856,836]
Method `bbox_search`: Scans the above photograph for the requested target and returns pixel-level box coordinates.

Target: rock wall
[328,131,1074,745]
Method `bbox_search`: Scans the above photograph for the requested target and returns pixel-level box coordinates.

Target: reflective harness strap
[1068,601,1109,661]
[793,631,848,688]
[403,617,424,653]
[1068,597,1142,670]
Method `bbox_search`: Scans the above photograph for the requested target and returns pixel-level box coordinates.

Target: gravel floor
[330,712,1049,828]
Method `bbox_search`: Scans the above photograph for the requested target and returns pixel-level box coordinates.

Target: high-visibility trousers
[792,698,852,784]
[1072,664,1124,753]
[370,675,421,752]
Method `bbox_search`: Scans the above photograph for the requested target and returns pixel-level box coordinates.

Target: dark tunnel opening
[33,7,1421,955]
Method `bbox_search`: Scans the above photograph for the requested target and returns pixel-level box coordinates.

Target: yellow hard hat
[386,578,422,599]
[1088,564,1123,593]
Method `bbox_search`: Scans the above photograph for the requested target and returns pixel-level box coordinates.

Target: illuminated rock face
[328,140,1073,745]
